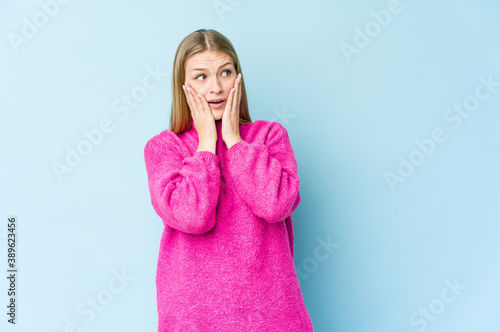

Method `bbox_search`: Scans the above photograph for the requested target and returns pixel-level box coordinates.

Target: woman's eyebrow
[191,61,232,72]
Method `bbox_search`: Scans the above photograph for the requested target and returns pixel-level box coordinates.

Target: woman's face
[184,50,237,120]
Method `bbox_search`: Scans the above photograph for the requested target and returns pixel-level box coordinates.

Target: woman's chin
[211,109,223,120]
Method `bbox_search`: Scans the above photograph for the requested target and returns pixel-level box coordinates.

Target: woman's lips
[208,100,226,109]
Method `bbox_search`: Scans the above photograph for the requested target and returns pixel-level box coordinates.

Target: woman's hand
[183,82,217,143]
[222,73,243,148]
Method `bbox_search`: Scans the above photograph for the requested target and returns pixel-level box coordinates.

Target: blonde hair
[169,29,252,134]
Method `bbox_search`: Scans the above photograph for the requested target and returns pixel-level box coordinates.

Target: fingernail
[237,73,241,83]
[197,93,201,98]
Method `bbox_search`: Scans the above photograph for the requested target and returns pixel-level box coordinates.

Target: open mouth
[207,99,226,109]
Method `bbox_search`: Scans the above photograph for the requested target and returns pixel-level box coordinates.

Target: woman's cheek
[194,84,205,94]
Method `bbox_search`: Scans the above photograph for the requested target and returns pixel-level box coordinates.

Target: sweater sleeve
[143,132,221,234]
[226,122,301,223]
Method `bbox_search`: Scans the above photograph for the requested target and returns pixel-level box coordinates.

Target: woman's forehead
[186,51,234,69]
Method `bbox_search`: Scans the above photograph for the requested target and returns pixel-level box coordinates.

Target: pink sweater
[144,118,314,331]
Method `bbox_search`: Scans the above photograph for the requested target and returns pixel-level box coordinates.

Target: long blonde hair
[170,29,252,134]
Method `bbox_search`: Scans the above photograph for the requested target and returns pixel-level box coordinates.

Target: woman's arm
[144,132,221,234]
[226,122,301,223]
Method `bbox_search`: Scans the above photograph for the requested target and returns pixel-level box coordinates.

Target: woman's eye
[195,71,231,81]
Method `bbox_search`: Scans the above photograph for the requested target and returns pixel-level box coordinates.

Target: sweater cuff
[194,150,219,164]
[227,140,248,155]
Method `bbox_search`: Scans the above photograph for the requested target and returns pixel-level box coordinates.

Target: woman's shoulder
[144,129,183,156]
[246,120,291,141]
[145,129,174,145]
[247,119,288,135]
[249,119,281,127]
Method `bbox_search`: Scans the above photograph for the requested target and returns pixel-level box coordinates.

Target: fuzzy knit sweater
[144,118,314,332]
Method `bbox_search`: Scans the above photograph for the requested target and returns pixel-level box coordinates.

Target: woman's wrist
[197,139,216,154]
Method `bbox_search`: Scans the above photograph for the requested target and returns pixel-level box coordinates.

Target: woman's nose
[210,76,223,93]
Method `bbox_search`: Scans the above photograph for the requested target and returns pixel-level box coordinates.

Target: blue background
[1,0,499,331]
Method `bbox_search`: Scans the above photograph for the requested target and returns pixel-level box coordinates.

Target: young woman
[144,29,314,331]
